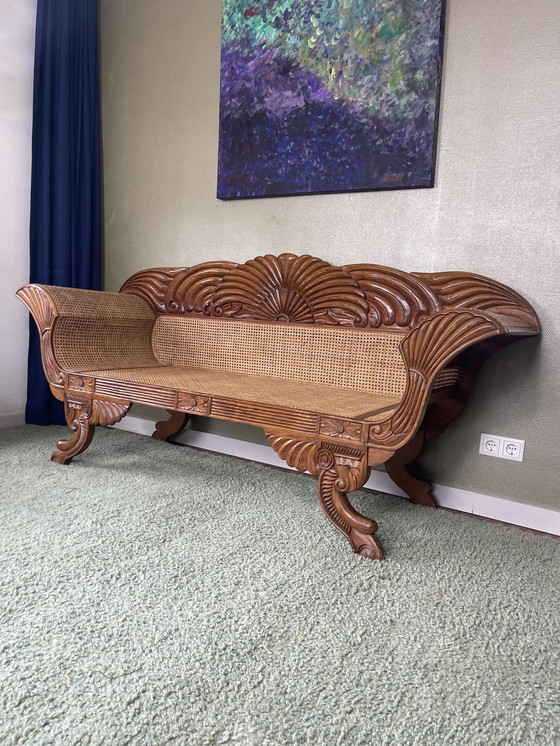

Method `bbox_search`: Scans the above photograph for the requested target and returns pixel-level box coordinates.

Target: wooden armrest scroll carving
[17,284,157,376]
[369,311,507,449]
[16,285,65,396]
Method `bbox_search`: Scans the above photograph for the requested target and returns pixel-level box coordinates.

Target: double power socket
[479,433,525,462]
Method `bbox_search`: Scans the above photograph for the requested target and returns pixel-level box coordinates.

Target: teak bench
[18,253,539,560]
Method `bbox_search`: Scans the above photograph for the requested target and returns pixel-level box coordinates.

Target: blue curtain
[27,0,101,425]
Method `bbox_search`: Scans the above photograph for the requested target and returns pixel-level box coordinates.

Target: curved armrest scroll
[16,284,157,382]
[16,284,65,391]
[369,310,508,449]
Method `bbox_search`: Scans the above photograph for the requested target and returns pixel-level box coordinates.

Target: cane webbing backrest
[151,317,407,396]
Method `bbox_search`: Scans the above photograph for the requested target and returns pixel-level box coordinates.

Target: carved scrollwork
[264,431,320,474]
[210,254,368,326]
[401,311,502,380]
[51,395,94,464]
[368,311,504,449]
[118,254,540,335]
[90,399,131,427]
[51,396,131,464]
[120,268,187,313]
[317,448,384,559]
[342,264,443,328]
[416,271,539,328]
[165,262,237,314]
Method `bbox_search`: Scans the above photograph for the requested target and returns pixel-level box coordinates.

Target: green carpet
[0,425,558,745]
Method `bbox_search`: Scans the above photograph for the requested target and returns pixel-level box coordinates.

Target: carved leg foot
[152,410,189,441]
[51,398,95,464]
[317,448,384,560]
[386,431,436,507]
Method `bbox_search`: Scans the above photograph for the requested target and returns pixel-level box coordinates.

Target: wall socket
[479,433,525,462]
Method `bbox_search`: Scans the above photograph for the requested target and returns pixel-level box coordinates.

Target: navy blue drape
[27,0,101,425]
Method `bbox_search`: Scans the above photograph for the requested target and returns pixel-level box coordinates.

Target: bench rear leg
[317,449,384,560]
[152,410,189,441]
[385,430,436,507]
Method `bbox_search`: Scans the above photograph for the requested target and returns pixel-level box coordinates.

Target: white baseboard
[112,416,560,537]
[0,413,26,428]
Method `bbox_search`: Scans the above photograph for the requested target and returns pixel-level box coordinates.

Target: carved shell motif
[210,254,369,325]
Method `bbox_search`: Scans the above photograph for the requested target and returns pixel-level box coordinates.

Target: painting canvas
[218,0,446,199]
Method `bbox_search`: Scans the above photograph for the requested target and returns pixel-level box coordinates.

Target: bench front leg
[316,447,384,559]
[265,431,385,560]
[52,394,130,464]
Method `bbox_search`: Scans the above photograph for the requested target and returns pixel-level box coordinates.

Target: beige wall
[0,0,36,419]
[100,0,560,511]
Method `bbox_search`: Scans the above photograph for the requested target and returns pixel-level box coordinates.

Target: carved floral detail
[67,375,94,393]
[177,393,211,414]
[319,418,363,441]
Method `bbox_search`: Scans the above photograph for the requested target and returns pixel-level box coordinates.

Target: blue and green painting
[218,0,445,199]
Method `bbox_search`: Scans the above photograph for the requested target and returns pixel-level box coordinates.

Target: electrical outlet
[479,433,525,462]
[480,433,502,457]
[501,438,525,462]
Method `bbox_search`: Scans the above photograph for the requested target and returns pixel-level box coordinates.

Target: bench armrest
[370,309,535,450]
[16,284,158,394]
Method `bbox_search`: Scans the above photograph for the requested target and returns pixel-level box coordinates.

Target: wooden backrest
[121,252,538,327]
[121,252,539,390]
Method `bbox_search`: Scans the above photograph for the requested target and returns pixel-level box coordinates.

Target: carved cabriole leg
[51,396,95,464]
[264,431,385,560]
[51,394,130,465]
[152,410,189,441]
[316,446,384,560]
[385,429,436,507]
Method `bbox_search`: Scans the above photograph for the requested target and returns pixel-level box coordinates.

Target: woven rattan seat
[84,366,401,421]
[17,252,540,562]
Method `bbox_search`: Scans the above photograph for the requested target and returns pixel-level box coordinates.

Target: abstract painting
[218,0,446,199]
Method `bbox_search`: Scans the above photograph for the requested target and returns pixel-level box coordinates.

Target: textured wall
[100,0,560,511]
[0,0,36,418]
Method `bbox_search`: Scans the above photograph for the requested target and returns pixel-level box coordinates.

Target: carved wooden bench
[18,253,539,560]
